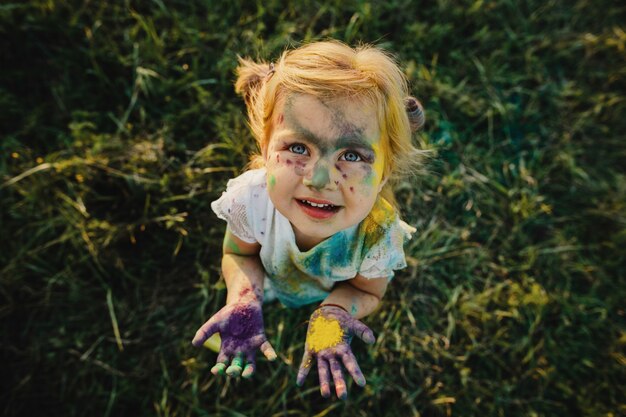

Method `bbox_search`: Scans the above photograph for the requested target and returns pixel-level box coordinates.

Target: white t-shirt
[211,168,415,307]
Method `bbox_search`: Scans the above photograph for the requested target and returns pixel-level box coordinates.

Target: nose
[302,160,338,191]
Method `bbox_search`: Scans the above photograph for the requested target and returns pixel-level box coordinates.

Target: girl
[192,40,425,400]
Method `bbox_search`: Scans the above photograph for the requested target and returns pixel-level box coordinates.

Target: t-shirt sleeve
[210,171,258,244]
[358,219,416,280]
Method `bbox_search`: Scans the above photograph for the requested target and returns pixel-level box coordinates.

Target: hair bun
[404,97,425,132]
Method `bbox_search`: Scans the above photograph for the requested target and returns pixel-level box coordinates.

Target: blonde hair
[235,40,424,207]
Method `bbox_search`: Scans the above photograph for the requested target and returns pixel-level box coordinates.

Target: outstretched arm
[192,227,277,378]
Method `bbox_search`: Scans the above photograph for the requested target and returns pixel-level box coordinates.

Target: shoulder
[210,168,270,243]
[223,168,268,192]
[357,198,415,279]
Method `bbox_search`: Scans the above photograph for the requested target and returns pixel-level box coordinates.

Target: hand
[296,305,376,399]
[192,301,277,378]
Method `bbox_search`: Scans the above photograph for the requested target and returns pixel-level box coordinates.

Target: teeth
[301,199,335,209]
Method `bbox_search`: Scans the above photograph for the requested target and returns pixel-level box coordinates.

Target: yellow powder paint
[363,197,394,235]
[361,197,396,249]
[372,142,385,182]
[369,197,394,226]
[307,315,344,352]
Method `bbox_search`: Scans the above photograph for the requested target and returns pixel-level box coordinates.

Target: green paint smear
[269,174,277,190]
[311,165,330,189]
[223,232,240,253]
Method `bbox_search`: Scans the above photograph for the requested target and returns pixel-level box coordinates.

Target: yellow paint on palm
[307,314,344,352]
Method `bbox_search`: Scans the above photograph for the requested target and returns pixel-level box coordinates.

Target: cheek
[267,151,307,183]
[294,159,306,176]
[338,163,379,194]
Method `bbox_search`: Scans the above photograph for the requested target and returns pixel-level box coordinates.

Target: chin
[293,220,334,237]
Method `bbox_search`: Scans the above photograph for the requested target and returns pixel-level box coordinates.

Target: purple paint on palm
[296,306,375,399]
[192,301,276,378]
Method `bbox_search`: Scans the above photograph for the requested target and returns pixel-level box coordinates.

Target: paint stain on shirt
[361,197,396,248]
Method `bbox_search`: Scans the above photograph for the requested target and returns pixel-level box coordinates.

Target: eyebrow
[280,126,375,156]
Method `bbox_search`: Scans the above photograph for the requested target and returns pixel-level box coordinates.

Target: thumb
[192,316,220,347]
[348,318,376,345]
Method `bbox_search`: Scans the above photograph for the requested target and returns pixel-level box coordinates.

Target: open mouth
[296,199,341,219]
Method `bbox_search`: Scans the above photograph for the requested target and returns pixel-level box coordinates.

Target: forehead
[279,93,380,146]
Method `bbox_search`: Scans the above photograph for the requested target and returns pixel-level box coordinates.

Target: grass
[1,0,625,416]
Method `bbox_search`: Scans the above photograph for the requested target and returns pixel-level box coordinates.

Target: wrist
[315,303,349,313]
[227,297,262,306]
[227,286,264,305]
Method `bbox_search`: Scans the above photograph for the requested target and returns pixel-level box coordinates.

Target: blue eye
[289,144,308,155]
[341,151,362,162]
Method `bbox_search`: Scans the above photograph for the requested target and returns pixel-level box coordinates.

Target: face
[264,93,387,250]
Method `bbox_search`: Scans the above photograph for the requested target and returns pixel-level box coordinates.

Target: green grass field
[1,1,625,416]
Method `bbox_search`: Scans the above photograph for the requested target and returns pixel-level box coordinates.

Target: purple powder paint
[335,163,348,180]
[223,304,262,338]
[192,302,266,354]
[193,300,277,379]
[238,284,263,302]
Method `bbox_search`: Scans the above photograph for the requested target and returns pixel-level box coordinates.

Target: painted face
[264,93,387,250]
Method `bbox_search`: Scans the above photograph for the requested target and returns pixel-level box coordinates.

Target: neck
[292,225,328,252]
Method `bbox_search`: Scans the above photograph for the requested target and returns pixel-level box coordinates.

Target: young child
[192,40,425,399]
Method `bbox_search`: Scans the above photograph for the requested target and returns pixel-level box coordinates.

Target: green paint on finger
[242,364,255,378]
[211,363,226,375]
[231,355,244,368]
[226,365,242,377]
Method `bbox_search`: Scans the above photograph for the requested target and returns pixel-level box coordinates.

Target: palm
[296,306,376,399]
[192,302,276,378]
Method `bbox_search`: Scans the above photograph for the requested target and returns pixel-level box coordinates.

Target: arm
[192,227,276,378]
[296,275,389,399]
[321,274,388,319]
[221,227,265,304]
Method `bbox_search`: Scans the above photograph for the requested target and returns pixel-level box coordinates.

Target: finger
[211,351,229,376]
[296,349,313,386]
[211,363,226,375]
[328,357,347,400]
[317,357,331,398]
[226,353,244,377]
[260,340,277,361]
[242,352,256,379]
[192,318,220,347]
[242,362,255,379]
[341,350,366,387]
[348,319,375,345]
